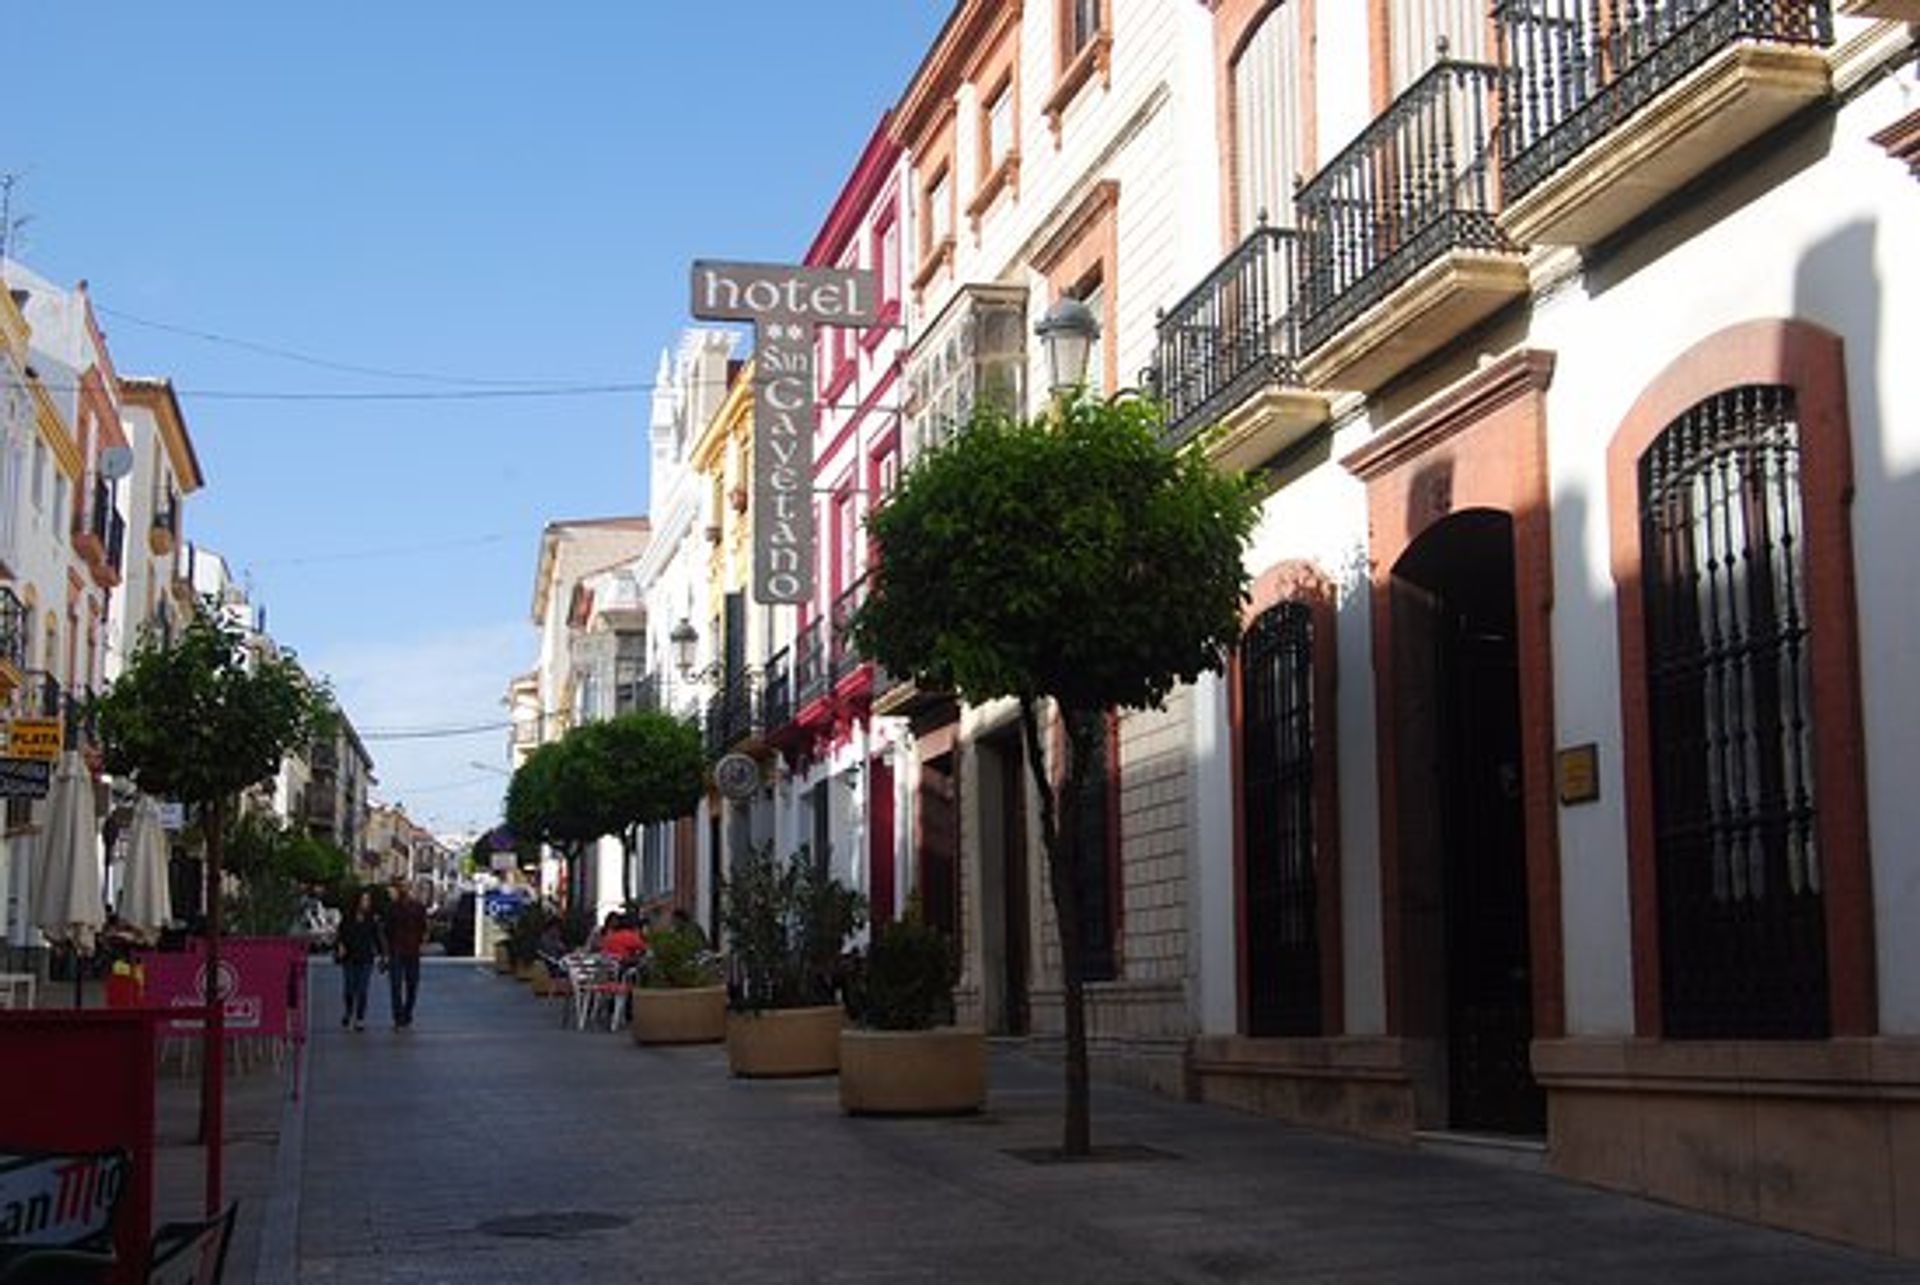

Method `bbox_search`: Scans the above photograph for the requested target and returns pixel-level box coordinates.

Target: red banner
[136,937,307,1039]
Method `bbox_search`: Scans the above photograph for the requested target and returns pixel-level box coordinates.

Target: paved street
[229,958,1920,1284]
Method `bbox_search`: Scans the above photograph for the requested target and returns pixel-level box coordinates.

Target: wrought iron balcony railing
[762,646,793,730]
[829,580,866,684]
[1150,224,1304,447]
[0,587,25,672]
[1296,54,1510,354]
[703,664,759,757]
[794,617,828,708]
[1498,0,1834,204]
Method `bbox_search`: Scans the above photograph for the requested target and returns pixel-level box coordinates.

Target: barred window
[1241,601,1319,1036]
[1640,384,1827,1038]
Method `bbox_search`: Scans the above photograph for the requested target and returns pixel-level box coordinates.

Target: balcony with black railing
[762,646,793,731]
[828,581,866,686]
[1150,223,1331,468]
[703,664,759,758]
[0,587,25,684]
[793,617,828,709]
[1295,52,1528,394]
[1497,0,1834,248]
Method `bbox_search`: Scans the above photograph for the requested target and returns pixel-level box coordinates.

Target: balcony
[793,617,828,709]
[762,646,793,731]
[0,587,24,696]
[1150,224,1331,469]
[1497,0,1833,248]
[1295,55,1528,395]
[149,496,180,557]
[71,479,126,588]
[703,664,759,759]
[828,581,867,686]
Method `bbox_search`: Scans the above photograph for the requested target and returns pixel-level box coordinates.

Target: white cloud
[306,620,531,835]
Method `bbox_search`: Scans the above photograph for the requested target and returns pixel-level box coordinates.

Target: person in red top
[383,880,430,1030]
[597,913,646,960]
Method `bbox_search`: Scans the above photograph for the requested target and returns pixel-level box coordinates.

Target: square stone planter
[629,984,727,1045]
[725,1005,843,1077]
[838,1026,987,1116]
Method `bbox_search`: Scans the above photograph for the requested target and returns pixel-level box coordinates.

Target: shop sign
[0,758,51,799]
[3,719,61,762]
[690,260,878,605]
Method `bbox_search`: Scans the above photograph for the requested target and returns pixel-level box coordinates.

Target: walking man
[385,879,429,1029]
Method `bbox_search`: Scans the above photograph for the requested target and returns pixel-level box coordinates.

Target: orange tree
[854,390,1258,1155]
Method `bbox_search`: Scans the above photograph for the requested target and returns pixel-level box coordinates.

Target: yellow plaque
[6,718,63,762]
[1557,743,1599,806]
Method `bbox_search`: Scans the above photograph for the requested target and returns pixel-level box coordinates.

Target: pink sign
[136,937,307,1040]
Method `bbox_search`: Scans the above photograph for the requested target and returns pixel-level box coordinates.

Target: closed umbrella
[33,749,104,1003]
[120,795,173,944]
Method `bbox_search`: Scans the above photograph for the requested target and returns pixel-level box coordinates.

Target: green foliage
[505,713,704,860]
[847,916,957,1031]
[94,603,335,812]
[635,921,721,990]
[502,901,553,965]
[854,390,1260,714]
[221,810,353,936]
[722,844,867,1012]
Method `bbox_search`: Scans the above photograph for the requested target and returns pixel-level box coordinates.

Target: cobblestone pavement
[276,961,1920,1284]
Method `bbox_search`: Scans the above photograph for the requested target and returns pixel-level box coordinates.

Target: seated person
[596,914,646,959]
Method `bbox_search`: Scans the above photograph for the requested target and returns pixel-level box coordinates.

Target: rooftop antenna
[0,173,31,264]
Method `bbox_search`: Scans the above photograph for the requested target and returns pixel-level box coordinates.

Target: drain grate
[1004,1143,1180,1165]
[476,1211,630,1240]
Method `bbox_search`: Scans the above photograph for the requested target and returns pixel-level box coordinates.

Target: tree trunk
[622,827,637,906]
[1020,698,1095,1157]
[200,795,228,1216]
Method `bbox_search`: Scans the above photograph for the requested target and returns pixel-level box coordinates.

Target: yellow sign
[6,718,63,762]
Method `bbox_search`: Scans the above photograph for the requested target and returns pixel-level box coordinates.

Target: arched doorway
[1391,509,1543,1135]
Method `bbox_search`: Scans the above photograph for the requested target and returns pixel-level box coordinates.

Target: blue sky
[10,2,948,833]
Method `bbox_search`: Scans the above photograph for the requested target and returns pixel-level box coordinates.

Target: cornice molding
[1341,348,1557,482]
[1872,106,1920,180]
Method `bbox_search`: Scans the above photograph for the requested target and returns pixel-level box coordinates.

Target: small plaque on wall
[1557,743,1600,805]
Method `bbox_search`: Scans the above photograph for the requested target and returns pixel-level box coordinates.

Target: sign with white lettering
[690,260,879,605]
[0,758,51,799]
[0,1147,130,1251]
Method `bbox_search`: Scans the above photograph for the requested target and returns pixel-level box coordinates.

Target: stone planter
[513,959,539,983]
[725,1005,843,1077]
[493,942,514,975]
[630,984,727,1045]
[838,1027,987,1116]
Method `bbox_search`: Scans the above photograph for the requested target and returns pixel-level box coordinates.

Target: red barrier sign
[138,937,306,1039]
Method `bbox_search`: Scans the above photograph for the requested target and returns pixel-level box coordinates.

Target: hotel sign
[691,260,878,604]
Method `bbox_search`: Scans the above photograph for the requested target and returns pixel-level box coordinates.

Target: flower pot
[725,1005,843,1077]
[514,959,539,983]
[630,984,727,1045]
[838,1026,987,1116]
[493,942,514,975]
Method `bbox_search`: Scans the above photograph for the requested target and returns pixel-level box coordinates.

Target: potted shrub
[722,844,865,1077]
[629,919,726,1045]
[839,915,985,1115]
[502,902,548,983]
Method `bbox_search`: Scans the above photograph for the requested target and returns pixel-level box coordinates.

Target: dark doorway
[978,728,1031,1036]
[867,757,896,924]
[918,749,960,942]
[1393,509,1543,1135]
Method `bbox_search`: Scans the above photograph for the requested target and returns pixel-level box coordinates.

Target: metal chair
[564,954,628,1031]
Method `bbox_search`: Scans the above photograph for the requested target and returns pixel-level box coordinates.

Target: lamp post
[1035,294,1100,396]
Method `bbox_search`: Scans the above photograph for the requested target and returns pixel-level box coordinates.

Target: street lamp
[669,617,699,679]
[1035,295,1100,396]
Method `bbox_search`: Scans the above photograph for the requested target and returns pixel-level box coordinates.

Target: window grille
[1640,383,1827,1038]
[1241,601,1319,1036]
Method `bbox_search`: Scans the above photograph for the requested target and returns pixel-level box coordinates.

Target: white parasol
[119,794,174,944]
[32,749,105,956]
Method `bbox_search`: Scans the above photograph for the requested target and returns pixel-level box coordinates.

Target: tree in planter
[854,390,1259,1155]
[93,603,334,1212]
[573,712,705,904]
[722,843,866,1012]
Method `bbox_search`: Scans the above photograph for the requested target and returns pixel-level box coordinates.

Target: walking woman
[335,889,386,1031]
